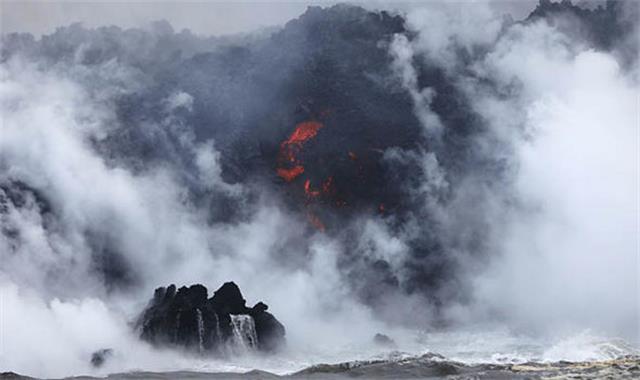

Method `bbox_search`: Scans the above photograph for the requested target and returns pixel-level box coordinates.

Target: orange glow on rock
[283,121,323,146]
[277,166,304,182]
[276,121,324,183]
[275,120,338,232]
[304,179,321,197]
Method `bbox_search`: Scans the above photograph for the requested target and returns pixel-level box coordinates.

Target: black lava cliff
[136,282,285,354]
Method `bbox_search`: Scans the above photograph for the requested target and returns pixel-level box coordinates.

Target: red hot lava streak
[277,121,324,182]
[304,179,321,198]
[276,120,348,232]
[283,121,323,146]
[277,166,305,182]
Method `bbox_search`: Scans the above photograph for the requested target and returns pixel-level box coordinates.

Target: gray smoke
[0,1,638,377]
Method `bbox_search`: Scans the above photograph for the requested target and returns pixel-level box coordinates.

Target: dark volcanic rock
[249,302,286,352]
[210,282,249,314]
[136,282,285,354]
[90,348,113,368]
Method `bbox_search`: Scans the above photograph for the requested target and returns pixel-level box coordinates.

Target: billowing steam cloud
[392,0,638,339]
[1,1,638,378]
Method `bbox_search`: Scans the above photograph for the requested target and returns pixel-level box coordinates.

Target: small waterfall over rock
[196,308,205,352]
[228,314,258,354]
[138,283,285,354]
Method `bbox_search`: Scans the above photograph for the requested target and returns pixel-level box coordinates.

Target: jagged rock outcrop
[136,282,285,354]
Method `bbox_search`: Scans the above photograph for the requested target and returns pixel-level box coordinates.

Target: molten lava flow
[277,166,305,182]
[277,121,324,182]
[283,121,323,146]
[276,120,335,231]
[304,176,334,199]
[304,179,321,198]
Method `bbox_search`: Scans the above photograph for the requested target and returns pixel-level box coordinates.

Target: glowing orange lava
[275,120,334,232]
[304,179,321,197]
[282,121,323,146]
[277,166,305,182]
[277,121,324,182]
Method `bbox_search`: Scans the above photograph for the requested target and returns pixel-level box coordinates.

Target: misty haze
[0,1,638,379]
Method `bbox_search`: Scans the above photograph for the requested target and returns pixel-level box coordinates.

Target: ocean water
[31,327,633,379]
[1,282,637,379]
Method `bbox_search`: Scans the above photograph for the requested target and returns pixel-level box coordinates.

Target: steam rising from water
[392,1,638,339]
[390,1,638,340]
[1,1,638,378]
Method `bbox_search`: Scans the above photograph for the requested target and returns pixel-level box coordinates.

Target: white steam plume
[1,2,638,378]
[0,54,393,377]
[398,2,639,343]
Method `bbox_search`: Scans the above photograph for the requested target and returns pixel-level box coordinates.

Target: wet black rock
[136,282,285,354]
[249,302,287,352]
[210,282,249,314]
[90,348,113,368]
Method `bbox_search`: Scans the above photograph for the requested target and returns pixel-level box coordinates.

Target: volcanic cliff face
[176,5,424,216]
[167,5,487,308]
[1,1,635,323]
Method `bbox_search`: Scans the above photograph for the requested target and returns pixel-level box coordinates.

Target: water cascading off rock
[229,315,259,354]
[135,282,285,354]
